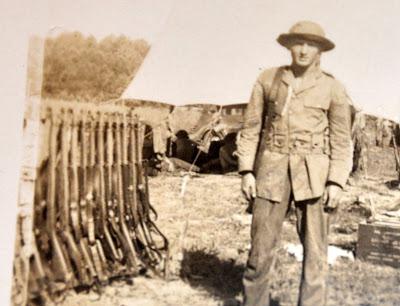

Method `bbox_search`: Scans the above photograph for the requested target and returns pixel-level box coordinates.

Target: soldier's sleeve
[236,78,265,173]
[327,80,353,187]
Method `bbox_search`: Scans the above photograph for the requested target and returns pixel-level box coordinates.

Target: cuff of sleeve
[327,171,347,189]
[326,180,343,189]
[238,159,255,173]
[239,170,254,176]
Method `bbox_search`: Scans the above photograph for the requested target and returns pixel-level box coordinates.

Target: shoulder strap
[253,67,285,168]
[268,67,285,102]
[261,67,285,128]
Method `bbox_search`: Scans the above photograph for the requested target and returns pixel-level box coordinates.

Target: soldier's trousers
[243,176,329,306]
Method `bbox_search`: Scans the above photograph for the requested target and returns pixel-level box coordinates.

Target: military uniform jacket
[237,66,352,202]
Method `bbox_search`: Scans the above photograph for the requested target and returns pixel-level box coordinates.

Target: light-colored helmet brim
[277,33,335,52]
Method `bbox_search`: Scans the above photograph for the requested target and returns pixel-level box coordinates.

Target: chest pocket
[303,91,331,110]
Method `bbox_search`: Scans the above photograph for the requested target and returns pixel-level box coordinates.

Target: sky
[121,0,400,121]
[0,0,399,303]
[4,0,400,119]
[3,0,398,119]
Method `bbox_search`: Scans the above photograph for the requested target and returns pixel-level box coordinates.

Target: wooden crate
[357,221,400,268]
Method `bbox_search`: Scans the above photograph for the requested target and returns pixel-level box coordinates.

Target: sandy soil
[52,164,400,306]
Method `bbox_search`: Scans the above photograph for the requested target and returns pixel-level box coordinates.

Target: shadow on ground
[180,248,244,299]
[180,248,281,305]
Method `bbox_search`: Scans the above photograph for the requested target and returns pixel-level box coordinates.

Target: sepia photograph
[2,1,400,305]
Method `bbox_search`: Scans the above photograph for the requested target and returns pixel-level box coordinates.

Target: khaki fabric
[237,66,352,202]
[243,180,329,306]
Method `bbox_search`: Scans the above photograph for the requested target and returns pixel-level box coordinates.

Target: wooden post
[11,36,45,306]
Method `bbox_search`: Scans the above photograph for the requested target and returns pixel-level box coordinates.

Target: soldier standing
[237,21,353,306]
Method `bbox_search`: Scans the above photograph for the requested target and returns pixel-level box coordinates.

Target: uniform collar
[281,65,323,94]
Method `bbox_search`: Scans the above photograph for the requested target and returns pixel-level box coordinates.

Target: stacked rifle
[29,101,168,300]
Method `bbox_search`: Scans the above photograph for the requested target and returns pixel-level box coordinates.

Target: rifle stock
[60,109,89,285]
[27,102,169,302]
[86,113,108,282]
[114,114,139,272]
[47,109,74,286]
[134,119,169,274]
[79,112,88,237]
[70,110,82,242]
[105,116,124,263]
[97,113,120,263]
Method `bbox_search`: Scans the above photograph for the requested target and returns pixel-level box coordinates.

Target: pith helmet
[277,21,335,52]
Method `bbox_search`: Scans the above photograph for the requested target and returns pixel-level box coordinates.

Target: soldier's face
[289,39,321,68]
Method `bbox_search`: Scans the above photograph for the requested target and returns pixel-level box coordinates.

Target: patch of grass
[58,173,400,306]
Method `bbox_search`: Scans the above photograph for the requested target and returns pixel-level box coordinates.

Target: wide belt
[264,132,330,155]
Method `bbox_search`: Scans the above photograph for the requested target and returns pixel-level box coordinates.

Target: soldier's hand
[241,173,256,201]
[323,184,342,213]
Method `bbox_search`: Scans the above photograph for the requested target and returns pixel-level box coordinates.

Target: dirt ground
[54,152,400,306]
